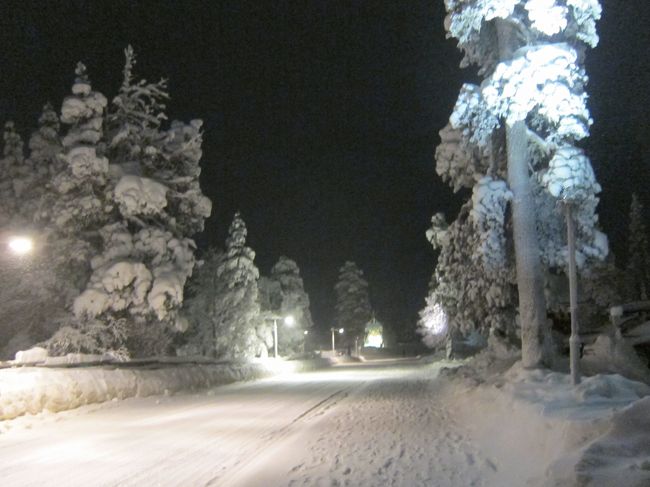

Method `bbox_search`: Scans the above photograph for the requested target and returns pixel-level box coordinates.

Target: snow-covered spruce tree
[27,103,64,222]
[256,276,282,355]
[421,210,517,349]
[45,62,124,356]
[48,50,211,358]
[0,122,30,228]
[440,0,606,368]
[0,107,69,358]
[29,103,63,175]
[625,194,650,302]
[334,261,372,347]
[267,256,314,355]
[209,212,262,359]
[180,247,224,356]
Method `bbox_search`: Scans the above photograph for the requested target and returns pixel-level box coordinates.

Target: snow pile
[114,175,168,217]
[542,145,599,201]
[483,45,590,140]
[0,358,330,421]
[13,347,49,364]
[471,177,512,269]
[525,0,568,35]
[443,362,650,486]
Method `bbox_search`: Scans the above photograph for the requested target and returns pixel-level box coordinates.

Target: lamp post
[271,314,294,359]
[564,202,581,385]
[330,327,344,352]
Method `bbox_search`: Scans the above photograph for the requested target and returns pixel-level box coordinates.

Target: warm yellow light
[8,236,33,255]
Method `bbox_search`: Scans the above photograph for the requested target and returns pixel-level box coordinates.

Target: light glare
[8,236,33,255]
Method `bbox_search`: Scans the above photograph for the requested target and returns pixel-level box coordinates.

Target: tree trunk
[506,121,552,368]
[496,20,553,369]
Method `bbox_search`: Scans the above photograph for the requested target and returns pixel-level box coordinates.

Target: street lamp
[330,327,344,352]
[7,236,33,255]
[272,315,294,359]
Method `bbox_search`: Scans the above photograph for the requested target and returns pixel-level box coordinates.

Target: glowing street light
[8,236,33,255]
[330,327,344,352]
[272,315,295,358]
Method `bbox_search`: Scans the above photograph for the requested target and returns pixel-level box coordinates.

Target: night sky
[1,1,649,337]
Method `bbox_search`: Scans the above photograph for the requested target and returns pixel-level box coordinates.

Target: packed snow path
[1,359,496,486]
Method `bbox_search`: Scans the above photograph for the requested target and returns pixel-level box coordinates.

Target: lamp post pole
[565,203,581,385]
[273,318,278,359]
[330,327,343,352]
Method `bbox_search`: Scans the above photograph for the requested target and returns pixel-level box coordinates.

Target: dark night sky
[1,1,649,336]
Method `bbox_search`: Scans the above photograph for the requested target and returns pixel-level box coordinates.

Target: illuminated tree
[334,261,373,346]
[268,256,314,355]
[421,210,517,346]
[181,247,224,356]
[48,51,211,358]
[439,0,606,368]
[209,213,262,359]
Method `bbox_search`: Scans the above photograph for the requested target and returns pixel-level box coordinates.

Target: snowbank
[441,361,650,486]
[0,358,330,421]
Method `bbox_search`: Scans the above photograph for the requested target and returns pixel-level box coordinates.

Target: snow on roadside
[0,358,330,422]
[440,360,650,486]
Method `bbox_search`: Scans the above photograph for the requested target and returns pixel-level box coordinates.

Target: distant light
[338,328,344,334]
[8,236,33,255]
[284,315,295,326]
[303,330,309,335]
[365,333,383,348]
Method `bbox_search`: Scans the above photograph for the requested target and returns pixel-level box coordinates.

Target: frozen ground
[1,357,648,486]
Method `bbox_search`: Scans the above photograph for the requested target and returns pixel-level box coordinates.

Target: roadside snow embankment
[0,358,330,421]
[442,362,650,487]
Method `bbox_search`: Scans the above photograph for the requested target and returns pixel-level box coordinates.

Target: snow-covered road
[1,359,492,487]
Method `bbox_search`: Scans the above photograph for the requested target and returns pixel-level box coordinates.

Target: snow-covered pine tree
[256,276,282,356]
[26,103,64,223]
[0,109,68,359]
[421,209,517,347]
[45,62,125,356]
[28,103,63,174]
[334,261,372,348]
[210,212,262,359]
[269,256,314,355]
[0,122,30,228]
[440,0,607,368]
[181,247,224,356]
[626,193,650,301]
[48,50,211,358]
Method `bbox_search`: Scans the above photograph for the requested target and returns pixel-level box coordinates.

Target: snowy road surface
[0,359,497,486]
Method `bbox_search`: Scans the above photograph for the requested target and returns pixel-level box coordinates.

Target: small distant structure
[364,317,383,348]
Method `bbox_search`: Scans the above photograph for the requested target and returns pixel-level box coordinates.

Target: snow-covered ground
[1,357,648,486]
[0,357,326,421]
